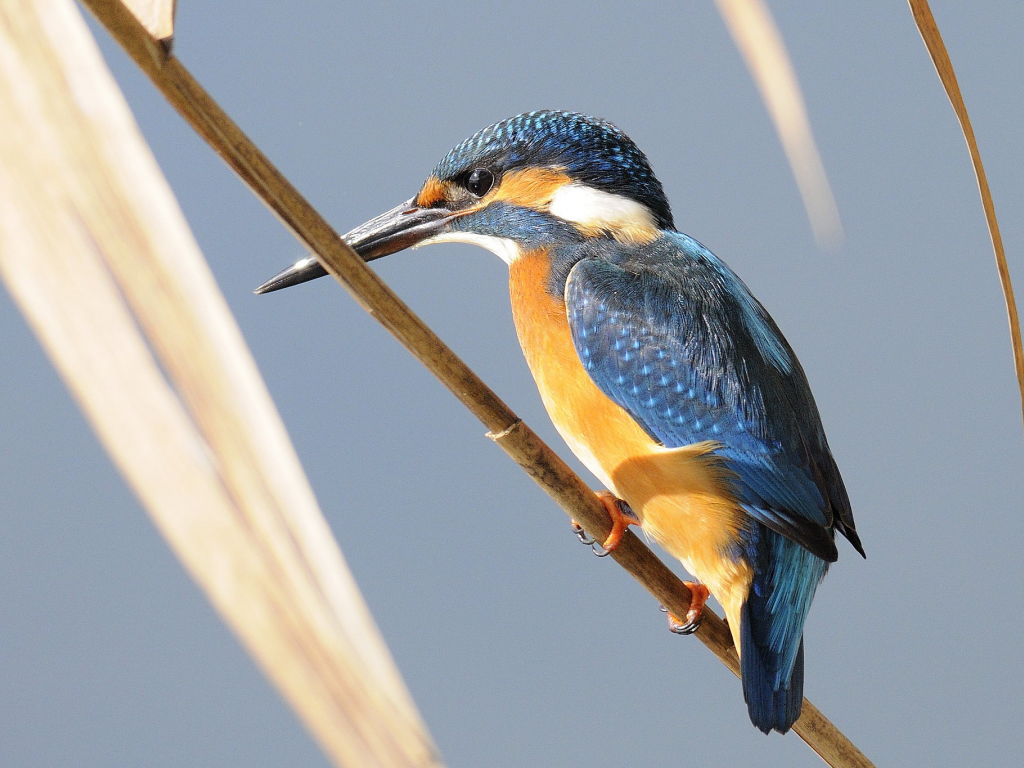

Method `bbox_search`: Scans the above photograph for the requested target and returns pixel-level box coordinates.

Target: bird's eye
[466,168,495,197]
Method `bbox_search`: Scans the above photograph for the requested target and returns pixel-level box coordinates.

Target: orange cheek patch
[415,175,449,207]
[491,167,571,210]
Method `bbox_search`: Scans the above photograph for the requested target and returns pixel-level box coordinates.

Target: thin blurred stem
[909,0,1024,438]
[81,1,875,764]
[716,0,843,249]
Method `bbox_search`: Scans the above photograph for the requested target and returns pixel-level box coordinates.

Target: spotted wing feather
[564,233,862,562]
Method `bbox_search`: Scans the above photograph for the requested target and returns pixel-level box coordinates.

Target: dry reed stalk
[908,0,1024,435]
[715,0,843,249]
[78,0,875,765]
[0,1,443,765]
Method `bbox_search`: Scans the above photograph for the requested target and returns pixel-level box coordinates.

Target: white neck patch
[416,231,523,265]
[548,183,657,236]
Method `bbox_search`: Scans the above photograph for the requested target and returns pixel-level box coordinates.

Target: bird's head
[256,110,673,293]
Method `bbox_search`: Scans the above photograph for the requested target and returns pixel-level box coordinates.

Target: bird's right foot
[663,582,711,634]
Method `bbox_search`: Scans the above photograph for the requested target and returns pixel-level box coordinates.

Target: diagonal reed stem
[908,0,1024,439]
[80,1,875,764]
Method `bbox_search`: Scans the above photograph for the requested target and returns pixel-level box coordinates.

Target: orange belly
[509,250,752,646]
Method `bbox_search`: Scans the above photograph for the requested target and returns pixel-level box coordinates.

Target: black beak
[254,198,454,294]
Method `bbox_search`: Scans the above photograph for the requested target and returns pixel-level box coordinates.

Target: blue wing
[564,232,861,561]
[563,233,862,733]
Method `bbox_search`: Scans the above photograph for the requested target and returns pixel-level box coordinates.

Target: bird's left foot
[571,491,639,557]
[663,582,711,634]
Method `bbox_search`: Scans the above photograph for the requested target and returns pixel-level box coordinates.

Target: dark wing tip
[841,523,866,559]
[254,257,328,295]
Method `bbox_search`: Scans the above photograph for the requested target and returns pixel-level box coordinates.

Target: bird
[256,110,864,734]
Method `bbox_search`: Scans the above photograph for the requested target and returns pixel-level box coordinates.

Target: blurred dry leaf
[0,1,443,766]
[716,0,843,249]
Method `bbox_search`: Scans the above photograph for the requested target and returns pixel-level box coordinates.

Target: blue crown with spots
[433,110,675,231]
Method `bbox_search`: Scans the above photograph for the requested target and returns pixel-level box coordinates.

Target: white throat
[416,231,523,265]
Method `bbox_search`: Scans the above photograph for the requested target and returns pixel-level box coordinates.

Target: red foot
[667,582,711,635]
[570,492,638,557]
[595,491,638,553]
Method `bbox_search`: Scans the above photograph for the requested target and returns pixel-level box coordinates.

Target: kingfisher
[256,110,864,734]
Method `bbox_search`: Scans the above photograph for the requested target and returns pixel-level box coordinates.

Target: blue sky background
[2,2,1022,766]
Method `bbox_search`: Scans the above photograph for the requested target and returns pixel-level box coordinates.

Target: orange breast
[509,249,752,644]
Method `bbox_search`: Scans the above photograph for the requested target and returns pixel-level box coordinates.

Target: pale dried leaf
[0,1,442,765]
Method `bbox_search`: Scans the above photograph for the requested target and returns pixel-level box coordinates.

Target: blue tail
[741,603,805,733]
[740,527,828,734]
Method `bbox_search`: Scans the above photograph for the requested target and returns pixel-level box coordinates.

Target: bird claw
[570,520,614,556]
[570,493,638,557]
[571,520,596,546]
[660,582,711,635]
[667,614,701,635]
[592,540,614,558]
